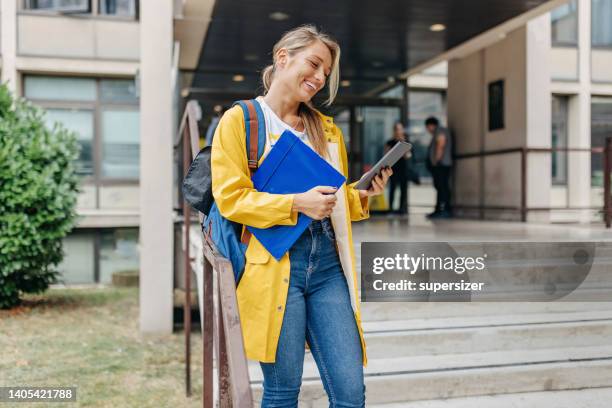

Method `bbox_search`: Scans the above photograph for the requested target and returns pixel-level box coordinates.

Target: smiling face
[394,123,405,139]
[275,40,333,103]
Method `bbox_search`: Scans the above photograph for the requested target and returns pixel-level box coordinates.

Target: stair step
[365,319,612,358]
[360,301,612,322]
[249,345,612,405]
[362,308,612,332]
[368,387,612,408]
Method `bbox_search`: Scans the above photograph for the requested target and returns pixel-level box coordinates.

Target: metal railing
[174,100,253,407]
[452,138,612,227]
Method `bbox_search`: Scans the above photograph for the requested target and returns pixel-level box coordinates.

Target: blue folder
[248,130,346,260]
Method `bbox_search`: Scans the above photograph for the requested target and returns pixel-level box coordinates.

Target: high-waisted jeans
[259,218,365,407]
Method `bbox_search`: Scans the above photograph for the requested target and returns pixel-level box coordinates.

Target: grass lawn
[0,287,204,407]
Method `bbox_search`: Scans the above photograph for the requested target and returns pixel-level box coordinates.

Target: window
[23,0,138,18]
[25,75,140,182]
[24,76,96,101]
[57,228,139,285]
[100,228,139,284]
[99,0,137,17]
[551,0,578,46]
[24,0,90,12]
[488,80,505,131]
[44,109,95,176]
[592,97,612,186]
[552,95,569,185]
[101,110,140,179]
[592,0,612,47]
[57,231,96,284]
[100,78,139,103]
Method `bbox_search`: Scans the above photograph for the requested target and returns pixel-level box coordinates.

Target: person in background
[425,116,452,218]
[385,122,410,214]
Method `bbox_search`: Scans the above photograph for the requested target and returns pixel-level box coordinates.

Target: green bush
[0,83,79,309]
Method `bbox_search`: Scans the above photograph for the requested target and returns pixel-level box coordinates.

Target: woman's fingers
[357,167,394,198]
[384,167,392,180]
[381,167,392,183]
[371,176,383,192]
[323,195,336,216]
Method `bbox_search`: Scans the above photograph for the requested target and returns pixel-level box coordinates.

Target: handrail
[175,100,253,407]
[202,235,253,406]
[454,146,604,160]
[452,143,612,226]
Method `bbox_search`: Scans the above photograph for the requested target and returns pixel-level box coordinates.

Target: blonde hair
[261,25,341,157]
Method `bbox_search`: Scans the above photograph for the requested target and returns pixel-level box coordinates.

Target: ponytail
[262,65,274,94]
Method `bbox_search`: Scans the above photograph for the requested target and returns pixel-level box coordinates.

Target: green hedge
[0,83,79,309]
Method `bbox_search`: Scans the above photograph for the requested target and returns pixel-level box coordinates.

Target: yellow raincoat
[211,105,370,367]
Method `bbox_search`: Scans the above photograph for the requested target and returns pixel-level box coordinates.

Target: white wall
[99,185,140,209]
[1,1,18,91]
[551,47,579,81]
[592,50,612,83]
[447,16,552,221]
[17,14,139,60]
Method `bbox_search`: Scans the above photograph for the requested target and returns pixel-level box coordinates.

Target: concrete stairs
[368,387,612,407]
[248,302,612,406]
[189,224,612,405]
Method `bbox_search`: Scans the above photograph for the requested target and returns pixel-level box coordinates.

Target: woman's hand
[292,186,338,220]
[358,167,393,199]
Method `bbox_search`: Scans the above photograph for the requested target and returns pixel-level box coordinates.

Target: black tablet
[353,141,412,190]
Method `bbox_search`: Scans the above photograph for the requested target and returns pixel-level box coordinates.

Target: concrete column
[525,13,552,222]
[567,0,592,223]
[448,51,485,219]
[1,0,19,94]
[139,0,174,333]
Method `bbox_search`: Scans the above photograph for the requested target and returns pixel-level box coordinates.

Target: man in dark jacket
[385,122,411,214]
[425,117,452,218]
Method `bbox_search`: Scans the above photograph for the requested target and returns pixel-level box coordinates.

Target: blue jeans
[260,218,365,407]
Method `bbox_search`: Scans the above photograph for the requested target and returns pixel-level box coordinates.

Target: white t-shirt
[256,96,314,151]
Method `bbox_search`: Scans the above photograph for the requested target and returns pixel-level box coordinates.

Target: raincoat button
[277,305,283,311]
[283,278,289,283]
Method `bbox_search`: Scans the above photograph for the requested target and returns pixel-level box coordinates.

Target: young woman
[211,25,392,407]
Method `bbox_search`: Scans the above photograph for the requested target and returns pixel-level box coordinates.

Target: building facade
[1,1,142,286]
[1,0,611,331]
[367,0,612,219]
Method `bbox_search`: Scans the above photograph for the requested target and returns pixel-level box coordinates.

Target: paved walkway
[372,387,612,407]
[352,214,612,242]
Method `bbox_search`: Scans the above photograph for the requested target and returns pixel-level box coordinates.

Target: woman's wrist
[291,193,302,213]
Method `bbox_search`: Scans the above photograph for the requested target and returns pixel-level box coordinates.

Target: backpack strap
[232,99,267,245]
[233,99,266,176]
